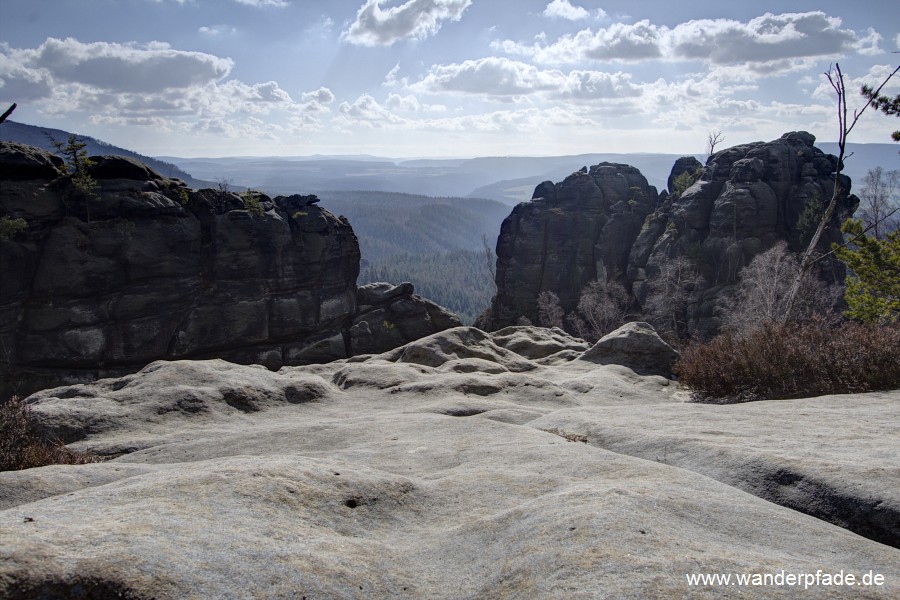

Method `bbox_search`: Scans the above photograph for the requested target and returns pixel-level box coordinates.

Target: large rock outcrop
[479,133,858,335]
[486,163,658,327]
[2,329,897,597]
[0,142,460,397]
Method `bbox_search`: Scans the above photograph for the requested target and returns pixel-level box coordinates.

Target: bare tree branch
[706,130,725,158]
[782,63,900,321]
[0,103,16,125]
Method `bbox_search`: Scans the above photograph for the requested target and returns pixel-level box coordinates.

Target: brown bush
[674,318,900,402]
[0,396,100,471]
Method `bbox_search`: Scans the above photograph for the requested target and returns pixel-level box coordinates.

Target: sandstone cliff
[0,142,460,397]
[479,132,858,335]
[488,163,658,327]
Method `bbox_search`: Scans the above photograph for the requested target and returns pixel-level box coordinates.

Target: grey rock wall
[480,132,858,335]
[0,143,459,397]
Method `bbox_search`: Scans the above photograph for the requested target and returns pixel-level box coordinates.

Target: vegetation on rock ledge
[1,396,101,471]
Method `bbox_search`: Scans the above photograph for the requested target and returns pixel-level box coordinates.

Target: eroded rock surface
[578,321,680,377]
[2,325,897,599]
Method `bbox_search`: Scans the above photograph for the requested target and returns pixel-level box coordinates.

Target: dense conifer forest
[322,191,507,323]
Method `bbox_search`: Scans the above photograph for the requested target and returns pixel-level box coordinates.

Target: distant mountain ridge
[0,121,213,189]
[3,120,894,206]
[159,145,897,206]
[161,152,699,204]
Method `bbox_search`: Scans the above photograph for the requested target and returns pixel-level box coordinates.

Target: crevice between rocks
[546,430,899,549]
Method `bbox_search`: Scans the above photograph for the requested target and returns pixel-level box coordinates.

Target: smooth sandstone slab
[2,327,898,599]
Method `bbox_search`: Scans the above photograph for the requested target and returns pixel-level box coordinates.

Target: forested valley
[320,190,508,323]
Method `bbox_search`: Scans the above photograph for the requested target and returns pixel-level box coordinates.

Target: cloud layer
[543,0,589,21]
[0,37,335,138]
[410,57,640,101]
[1,3,894,156]
[341,0,472,46]
[497,11,880,72]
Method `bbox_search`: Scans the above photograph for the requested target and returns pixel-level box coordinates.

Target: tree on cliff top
[48,134,99,222]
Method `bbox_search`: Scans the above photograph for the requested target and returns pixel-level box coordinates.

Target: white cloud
[233,0,289,7]
[301,87,335,105]
[543,0,589,21]
[199,25,237,36]
[338,94,406,127]
[495,11,880,72]
[222,80,293,107]
[386,93,421,111]
[410,56,641,100]
[0,37,321,135]
[384,63,407,87]
[334,91,564,133]
[495,20,662,63]
[810,63,900,101]
[335,97,597,134]
[3,37,232,95]
[341,0,472,46]
[668,12,877,65]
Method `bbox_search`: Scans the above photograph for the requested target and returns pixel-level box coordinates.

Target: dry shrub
[0,396,100,471]
[674,318,900,402]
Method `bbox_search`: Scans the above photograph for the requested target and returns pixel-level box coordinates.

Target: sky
[1,0,898,158]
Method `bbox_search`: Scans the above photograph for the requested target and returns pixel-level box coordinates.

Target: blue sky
[1,0,898,157]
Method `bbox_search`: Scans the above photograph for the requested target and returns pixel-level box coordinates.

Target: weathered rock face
[0,142,459,397]
[484,163,658,328]
[480,133,858,335]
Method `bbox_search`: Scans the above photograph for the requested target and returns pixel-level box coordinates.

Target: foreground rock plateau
[2,326,897,599]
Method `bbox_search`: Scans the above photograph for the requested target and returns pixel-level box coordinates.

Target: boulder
[349,286,462,357]
[666,155,702,194]
[0,142,63,180]
[87,155,163,181]
[578,321,679,377]
[358,282,415,308]
[490,326,590,360]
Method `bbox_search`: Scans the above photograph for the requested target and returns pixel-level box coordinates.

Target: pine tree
[861,82,900,141]
[834,219,900,322]
[48,134,99,222]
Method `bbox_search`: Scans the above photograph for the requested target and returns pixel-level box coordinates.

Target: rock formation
[578,321,680,377]
[479,133,858,336]
[0,142,460,397]
[486,162,658,328]
[2,327,897,597]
